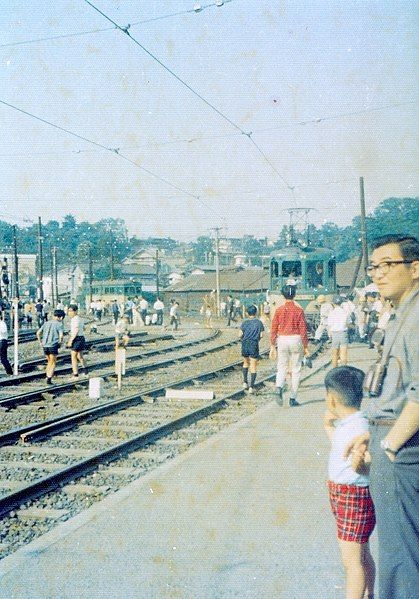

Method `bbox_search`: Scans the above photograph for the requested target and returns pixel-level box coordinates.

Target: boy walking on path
[240,305,264,394]
[36,309,65,384]
[324,366,376,599]
[66,304,87,378]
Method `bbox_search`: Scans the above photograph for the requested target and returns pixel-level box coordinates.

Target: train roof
[270,244,335,260]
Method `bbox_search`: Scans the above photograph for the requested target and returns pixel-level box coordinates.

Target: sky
[1,0,418,241]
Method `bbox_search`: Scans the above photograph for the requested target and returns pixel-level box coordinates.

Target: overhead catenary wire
[0,1,238,49]
[83,0,295,194]
[1,100,414,160]
[0,98,222,220]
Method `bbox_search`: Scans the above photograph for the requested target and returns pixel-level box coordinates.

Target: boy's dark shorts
[327,481,375,543]
[44,343,59,356]
[242,340,260,359]
[71,336,86,352]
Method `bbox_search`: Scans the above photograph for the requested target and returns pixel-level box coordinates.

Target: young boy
[324,366,376,599]
[36,309,65,384]
[239,305,264,394]
[66,304,87,378]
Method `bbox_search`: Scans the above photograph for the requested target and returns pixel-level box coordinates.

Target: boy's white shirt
[328,411,370,486]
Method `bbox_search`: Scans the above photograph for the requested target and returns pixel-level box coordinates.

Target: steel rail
[0,330,229,411]
[0,344,329,519]
[0,329,220,389]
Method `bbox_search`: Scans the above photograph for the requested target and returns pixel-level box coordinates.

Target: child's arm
[323,410,336,441]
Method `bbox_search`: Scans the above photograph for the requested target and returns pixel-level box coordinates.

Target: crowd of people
[0,233,417,598]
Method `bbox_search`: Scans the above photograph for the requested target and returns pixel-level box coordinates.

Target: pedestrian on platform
[66,304,87,378]
[328,296,351,368]
[169,300,179,331]
[36,309,65,384]
[270,285,310,407]
[153,297,164,326]
[0,313,13,376]
[240,304,264,394]
[139,296,149,326]
[110,299,120,325]
[324,366,376,599]
[226,295,235,326]
[345,234,419,599]
[35,299,44,327]
[314,294,333,342]
[43,299,51,322]
[115,314,130,349]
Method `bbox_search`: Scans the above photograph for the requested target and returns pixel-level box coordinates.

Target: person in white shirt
[328,296,351,367]
[153,298,164,326]
[0,315,13,375]
[139,297,149,325]
[169,300,179,331]
[323,366,376,599]
[66,304,87,378]
[314,295,333,341]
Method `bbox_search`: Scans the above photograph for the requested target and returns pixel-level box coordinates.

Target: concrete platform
[0,345,377,599]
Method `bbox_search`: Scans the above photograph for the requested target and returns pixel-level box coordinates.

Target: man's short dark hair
[282,285,296,300]
[54,309,65,319]
[371,234,419,262]
[324,366,365,408]
[69,304,78,312]
[246,304,257,316]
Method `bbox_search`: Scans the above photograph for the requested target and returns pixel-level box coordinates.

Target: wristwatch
[380,439,398,455]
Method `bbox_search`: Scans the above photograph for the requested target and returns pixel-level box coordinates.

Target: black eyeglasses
[366,261,414,276]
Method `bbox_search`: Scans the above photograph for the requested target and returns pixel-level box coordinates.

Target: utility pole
[37,216,44,301]
[155,249,160,298]
[12,225,19,299]
[359,177,369,275]
[52,247,58,307]
[211,227,222,316]
[88,244,93,305]
[109,232,115,280]
[49,246,55,307]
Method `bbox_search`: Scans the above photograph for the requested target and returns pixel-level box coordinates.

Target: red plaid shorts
[327,481,376,543]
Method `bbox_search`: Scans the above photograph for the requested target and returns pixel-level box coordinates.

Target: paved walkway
[0,345,377,599]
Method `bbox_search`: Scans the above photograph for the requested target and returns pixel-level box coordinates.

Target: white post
[13,298,19,375]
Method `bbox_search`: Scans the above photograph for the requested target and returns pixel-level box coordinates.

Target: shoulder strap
[380,291,419,366]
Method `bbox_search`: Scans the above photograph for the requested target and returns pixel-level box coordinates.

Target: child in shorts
[239,305,264,394]
[324,366,376,599]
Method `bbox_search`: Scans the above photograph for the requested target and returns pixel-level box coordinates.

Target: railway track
[0,329,229,414]
[0,339,329,559]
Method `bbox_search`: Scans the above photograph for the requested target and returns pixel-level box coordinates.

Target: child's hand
[269,346,277,360]
[323,410,336,426]
[351,449,371,473]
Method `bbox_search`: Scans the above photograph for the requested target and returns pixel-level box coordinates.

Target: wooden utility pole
[109,232,115,280]
[37,216,44,301]
[52,247,58,306]
[211,227,222,316]
[88,244,93,305]
[12,225,19,299]
[359,177,369,274]
[155,249,160,298]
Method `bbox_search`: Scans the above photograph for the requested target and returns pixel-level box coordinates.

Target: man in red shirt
[270,285,310,407]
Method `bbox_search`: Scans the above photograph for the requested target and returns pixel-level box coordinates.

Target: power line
[83,0,295,192]
[1,99,415,159]
[84,0,247,136]
[0,98,223,219]
[0,1,238,49]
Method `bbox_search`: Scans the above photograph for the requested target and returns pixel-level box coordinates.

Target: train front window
[307,261,324,288]
[282,261,302,282]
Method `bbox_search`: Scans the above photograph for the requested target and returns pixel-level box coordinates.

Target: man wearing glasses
[345,234,418,599]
